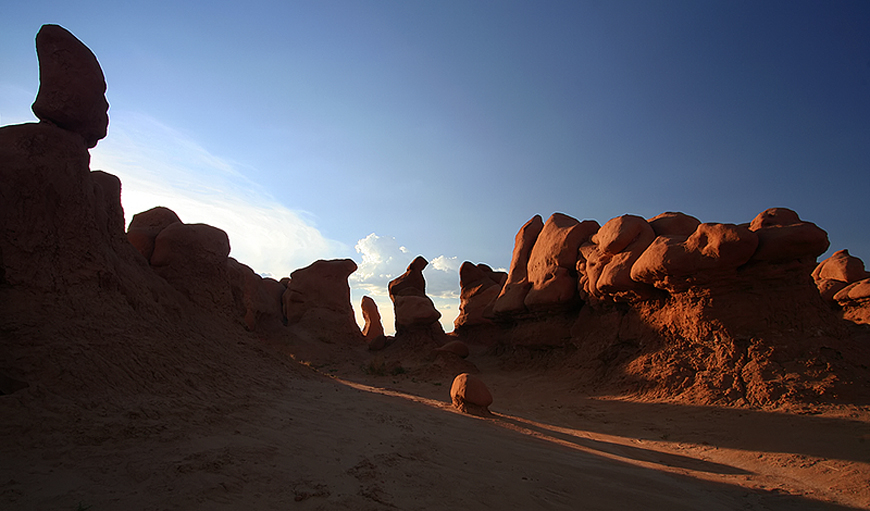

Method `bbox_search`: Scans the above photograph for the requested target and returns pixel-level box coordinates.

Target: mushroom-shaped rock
[454,262,506,330]
[32,25,109,149]
[126,206,183,261]
[747,208,829,263]
[150,222,233,308]
[283,259,363,342]
[580,214,653,301]
[450,373,493,414]
[388,256,428,299]
[813,249,869,285]
[524,213,599,311]
[361,295,386,345]
[492,215,544,316]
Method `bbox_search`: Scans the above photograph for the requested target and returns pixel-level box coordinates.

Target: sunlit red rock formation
[31,25,109,149]
[491,215,544,315]
[813,250,869,302]
[452,207,864,406]
[581,214,653,302]
[526,213,599,311]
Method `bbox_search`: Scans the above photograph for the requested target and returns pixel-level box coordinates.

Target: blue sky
[3,1,869,333]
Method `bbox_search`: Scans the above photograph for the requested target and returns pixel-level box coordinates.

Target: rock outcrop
[32,25,109,149]
[283,259,364,343]
[453,262,506,335]
[126,206,183,261]
[814,250,870,325]
[491,215,544,315]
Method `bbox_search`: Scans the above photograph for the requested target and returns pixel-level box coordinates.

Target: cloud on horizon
[350,233,461,334]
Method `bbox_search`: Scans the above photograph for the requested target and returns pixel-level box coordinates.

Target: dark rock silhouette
[283,259,364,343]
[126,206,183,261]
[32,25,109,149]
[360,295,388,350]
[453,262,506,334]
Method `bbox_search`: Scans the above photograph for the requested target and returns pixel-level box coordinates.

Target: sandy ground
[2,334,869,511]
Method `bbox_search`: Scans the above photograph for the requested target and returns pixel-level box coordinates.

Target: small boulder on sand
[450,373,493,415]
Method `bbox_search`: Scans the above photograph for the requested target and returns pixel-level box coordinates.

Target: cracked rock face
[32,24,109,149]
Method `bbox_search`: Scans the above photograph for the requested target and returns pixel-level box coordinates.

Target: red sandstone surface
[2,24,870,510]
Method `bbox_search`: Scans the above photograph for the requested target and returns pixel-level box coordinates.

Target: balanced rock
[450,373,493,414]
[491,215,544,315]
[32,25,109,149]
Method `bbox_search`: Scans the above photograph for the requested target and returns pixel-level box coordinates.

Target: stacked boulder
[388,256,445,344]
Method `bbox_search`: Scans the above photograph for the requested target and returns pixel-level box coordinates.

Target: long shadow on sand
[493,396,870,464]
[494,413,751,475]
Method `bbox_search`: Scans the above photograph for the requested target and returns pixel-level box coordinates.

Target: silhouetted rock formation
[32,25,109,149]
[360,296,388,350]
[126,206,183,261]
[453,262,506,340]
[283,259,364,343]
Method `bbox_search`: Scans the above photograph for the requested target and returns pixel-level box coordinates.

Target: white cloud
[90,110,347,277]
[349,233,461,333]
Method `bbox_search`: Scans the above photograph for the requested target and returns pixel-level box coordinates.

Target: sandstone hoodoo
[388,256,443,336]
